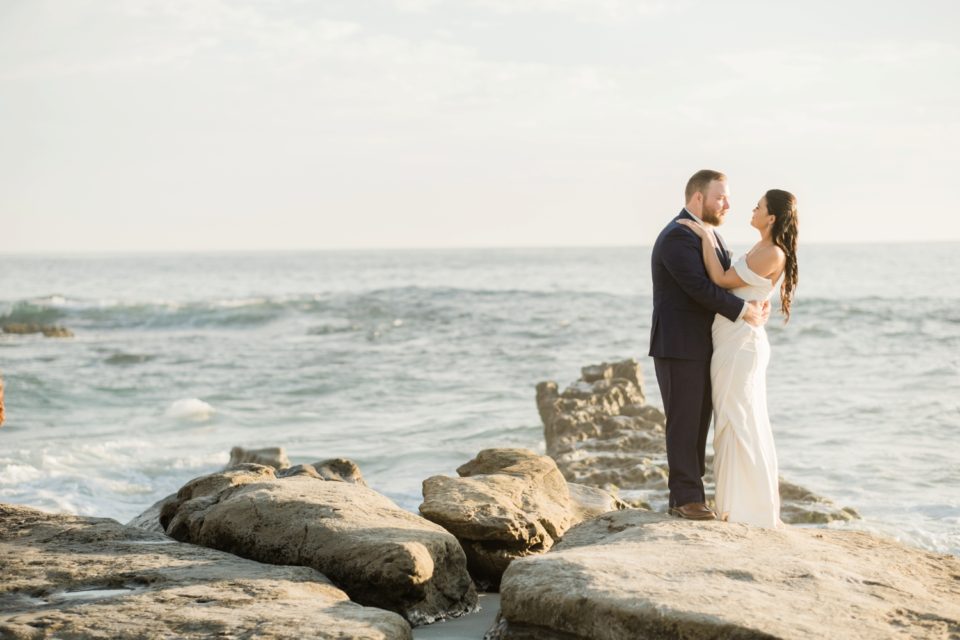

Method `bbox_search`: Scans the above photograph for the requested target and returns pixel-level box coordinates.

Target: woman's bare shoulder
[747,243,786,277]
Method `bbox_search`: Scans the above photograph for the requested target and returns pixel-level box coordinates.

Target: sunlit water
[1,245,957,555]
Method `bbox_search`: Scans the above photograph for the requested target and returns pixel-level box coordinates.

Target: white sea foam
[214,297,268,308]
[0,463,44,484]
[169,451,230,470]
[165,398,215,421]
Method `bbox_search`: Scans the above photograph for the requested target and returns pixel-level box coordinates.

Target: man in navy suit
[649,169,769,520]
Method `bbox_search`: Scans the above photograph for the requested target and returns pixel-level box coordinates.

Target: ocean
[1,245,957,556]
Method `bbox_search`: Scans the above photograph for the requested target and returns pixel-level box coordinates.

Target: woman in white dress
[677,189,799,528]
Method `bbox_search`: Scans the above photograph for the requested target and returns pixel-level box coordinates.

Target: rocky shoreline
[2,360,957,639]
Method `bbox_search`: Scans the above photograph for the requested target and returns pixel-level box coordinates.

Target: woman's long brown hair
[765,189,799,321]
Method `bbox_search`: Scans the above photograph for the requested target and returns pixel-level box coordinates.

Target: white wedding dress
[711,254,785,529]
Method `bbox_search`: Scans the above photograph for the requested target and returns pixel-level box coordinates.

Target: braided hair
[765,189,799,321]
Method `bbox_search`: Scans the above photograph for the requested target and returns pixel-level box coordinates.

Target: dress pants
[653,357,713,508]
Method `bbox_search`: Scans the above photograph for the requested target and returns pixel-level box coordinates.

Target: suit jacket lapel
[677,209,732,270]
[713,230,732,270]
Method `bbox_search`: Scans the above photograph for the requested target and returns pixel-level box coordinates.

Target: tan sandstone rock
[276,457,367,485]
[160,464,477,625]
[537,359,859,524]
[490,509,960,640]
[0,503,411,640]
[420,448,625,590]
[227,445,291,470]
[129,445,296,533]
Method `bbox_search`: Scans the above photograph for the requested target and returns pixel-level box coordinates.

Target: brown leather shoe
[669,502,717,520]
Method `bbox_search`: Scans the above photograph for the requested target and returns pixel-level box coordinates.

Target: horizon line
[3,238,960,257]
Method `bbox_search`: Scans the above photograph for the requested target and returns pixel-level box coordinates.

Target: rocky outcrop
[489,509,960,640]
[129,445,297,533]
[537,360,859,522]
[227,445,291,470]
[1,323,73,337]
[276,457,367,485]
[160,464,477,625]
[420,448,625,590]
[0,503,411,640]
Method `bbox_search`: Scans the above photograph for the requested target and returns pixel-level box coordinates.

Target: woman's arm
[675,220,747,289]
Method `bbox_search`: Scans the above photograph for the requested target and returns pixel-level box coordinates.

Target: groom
[649,169,768,520]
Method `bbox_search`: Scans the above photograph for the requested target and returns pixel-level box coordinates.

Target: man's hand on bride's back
[743,300,771,327]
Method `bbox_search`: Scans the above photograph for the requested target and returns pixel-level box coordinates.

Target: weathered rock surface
[566,482,626,522]
[537,360,859,523]
[277,457,367,485]
[420,449,625,589]
[490,509,960,640]
[125,495,174,534]
[129,445,297,533]
[1,323,73,338]
[160,464,477,625]
[227,445,291,470]
[0,503,411,640]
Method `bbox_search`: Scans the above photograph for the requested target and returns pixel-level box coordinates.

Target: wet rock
[537,360,858,524]
[160,464,477,625]
[419,449,624,590]
[0,503,411,640]
[492,509,960,640]
[1,323,73,338]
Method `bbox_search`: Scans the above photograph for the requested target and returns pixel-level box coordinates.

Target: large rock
[537,360,859,523]
[491,509,960,640]
[420,449,625,590]
[160,464,477,625]
[0,503,411,639]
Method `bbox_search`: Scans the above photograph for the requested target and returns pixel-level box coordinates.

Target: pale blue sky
[2,0,958,251]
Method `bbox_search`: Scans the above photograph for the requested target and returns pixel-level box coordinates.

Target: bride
[677,189,799,528]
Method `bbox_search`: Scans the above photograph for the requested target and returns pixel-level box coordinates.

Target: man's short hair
[685,169,726,202]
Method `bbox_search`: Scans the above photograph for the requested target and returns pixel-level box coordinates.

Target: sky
[2,0,959,252]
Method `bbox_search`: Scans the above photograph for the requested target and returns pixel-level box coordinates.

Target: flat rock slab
[161,464,477,625]
[494,509,960,640]
[0,503,411,640]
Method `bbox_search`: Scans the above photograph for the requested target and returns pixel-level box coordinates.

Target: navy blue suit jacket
[648,209,745,361]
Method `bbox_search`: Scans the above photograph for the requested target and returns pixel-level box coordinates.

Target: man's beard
[701,202,724,226]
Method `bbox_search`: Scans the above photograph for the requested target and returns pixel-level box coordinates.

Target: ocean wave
[0,287,624,332]
[165,398,215,421]
[0,300,68,325]
[104,353,155,366]
[306,322,359,336]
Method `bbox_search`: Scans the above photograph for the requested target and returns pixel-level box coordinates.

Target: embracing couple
[649,169,799,528]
